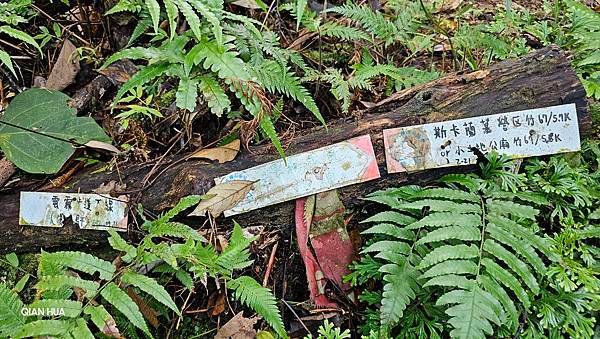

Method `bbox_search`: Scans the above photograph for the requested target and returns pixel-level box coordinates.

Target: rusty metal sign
[217,134,380,216]
[383,104,580,173]
[19,192,128,231]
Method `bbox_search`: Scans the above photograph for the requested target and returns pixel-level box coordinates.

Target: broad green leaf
[13,320,69,338]
[0,89,111,173]
[176,77,199,111]
[4,252,18,267]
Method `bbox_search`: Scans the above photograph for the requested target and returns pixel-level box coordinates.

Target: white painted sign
[383,104,580,173]
[19,192,128,231]
[217,135,380,216]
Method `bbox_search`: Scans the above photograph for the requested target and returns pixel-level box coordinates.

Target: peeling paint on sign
[383,104,580,173]
[19,192,128,231]
[217,134,380,216]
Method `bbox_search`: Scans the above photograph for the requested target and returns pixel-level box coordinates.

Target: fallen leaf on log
[215,312,258,339]
[46,39,80,91]
[189,180,255,217]
[208,291,226,316]
[190,139,240,163]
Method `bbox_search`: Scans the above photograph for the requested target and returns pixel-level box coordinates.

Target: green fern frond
[0,283,25,337]
[148,221,206,242]
[176,77,199,111]
[197,75,231,116]
[320,22,371,41]
[396,199,481,214]
[108,229,137,263]
[416,226,481,245]
[71,318,95,339]
[259,115,286,159]
[483,239,539,293]
[0,25,41,54]
[13,320,70,338]
[83,305,118,335]
[481,258,531,309]
[361,223,415,240]
[409,188,480,203]
[487,215,550,254]
[437,287,501,339]
[440,173,481,192]
[478,275,519,332]
[423,274,475,290]
[406,212,481,230]
[35,275,99,299]
[485,223,546,274]
[328,3,398,45]
[379,261,420,326]
[361,240,410,256]
[193,39,250,81]
[486,199,538,220]
[420,260,478,279]
[361,211,417,225]
[121,271,181,315]
[100,282,151,337]
[419,244,479,269]
[229,276,286,338]
[113,63,172,104]
[39,251,115,280]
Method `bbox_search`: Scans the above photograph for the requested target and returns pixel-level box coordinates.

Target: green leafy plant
[0,0,41,76]
[0,195,286,338]
[304,319,351,339]
[113,86,163,129]
[0,88,111,173]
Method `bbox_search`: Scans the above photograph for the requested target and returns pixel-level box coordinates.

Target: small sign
[19,192,128,231]
[217,135,380,216]
[383,104,580,173]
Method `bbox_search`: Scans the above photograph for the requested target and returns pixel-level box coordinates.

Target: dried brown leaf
[46,39,80,91]
[215,312,258,339]
[232,0,261,9]
[85,140,121,153]
[190,139,240,163]
[127,288,160,328]
[437,0,463,12]
[188,180,254,217]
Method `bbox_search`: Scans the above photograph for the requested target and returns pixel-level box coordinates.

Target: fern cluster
[0,195,286,338]
[0,0,41,77]
[352,152,600,338]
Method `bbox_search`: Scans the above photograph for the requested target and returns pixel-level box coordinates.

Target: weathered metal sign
[217,134,380,216]
[383,104,580,173]
[19,192,128,231]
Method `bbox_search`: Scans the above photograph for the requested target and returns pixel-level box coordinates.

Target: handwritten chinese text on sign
[383,104,580,173]
[217,134,380,216]
[19,192,128,231]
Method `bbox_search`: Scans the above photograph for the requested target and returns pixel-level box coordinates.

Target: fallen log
[0,45,591,253]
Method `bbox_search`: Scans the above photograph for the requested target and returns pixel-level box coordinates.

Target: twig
[282,299,310,334]
[31,4,89,46]
[262,241,279,286]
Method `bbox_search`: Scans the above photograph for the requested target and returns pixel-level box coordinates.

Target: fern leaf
[575,226,600,239]
[84,305,119,336]
[35,275,99,299]
[362,194,400,208]
[416,226,481,245]
[420,260,478,279]
[409,188,480,203]
[419,244,479,269]
[0,26,41,54]
[176,77,199,111]
[396,199,481,214]
[198,75,231,116]
[361,223,415,240]
[295,0,307,30]
[361,240,410,255]
[216,222,254,274]
[101,47,163,69]
[0,283,25,337]
[121,271,181,315]
[486,223,546,274]
[164,0,178,40]
[40,251,115,280]
[0,50,16,77]
[229,276,286,338]
[13,320,70,338]
[156,195,203,223]
[193,39,250,81]
[423,274,476,290]
[149,221,206,241]
[328,3,398,45]
[437,287,501,339]
[407,212,481,230]
[259,115,286,159]
[483,239,539,293]
[486,199,538,220]
[108,229,137,263]
[189,0,223,44]
[361,211,417,226]
[481,258,530,309]
[320,22,370,41]
[379,261,419,326]
[100,282,151,336]
[114,63,171,104]
[440,173,481,192]
[487,215,550,254]
[478,275,519,332]
[71,318,94,339]
[144,0,161,33]
[28,299,82,318]
[173,0,202,39]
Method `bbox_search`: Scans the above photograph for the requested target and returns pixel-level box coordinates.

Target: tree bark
[0,45,591,253]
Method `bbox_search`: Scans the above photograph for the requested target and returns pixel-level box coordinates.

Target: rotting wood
[0,46,591,253]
